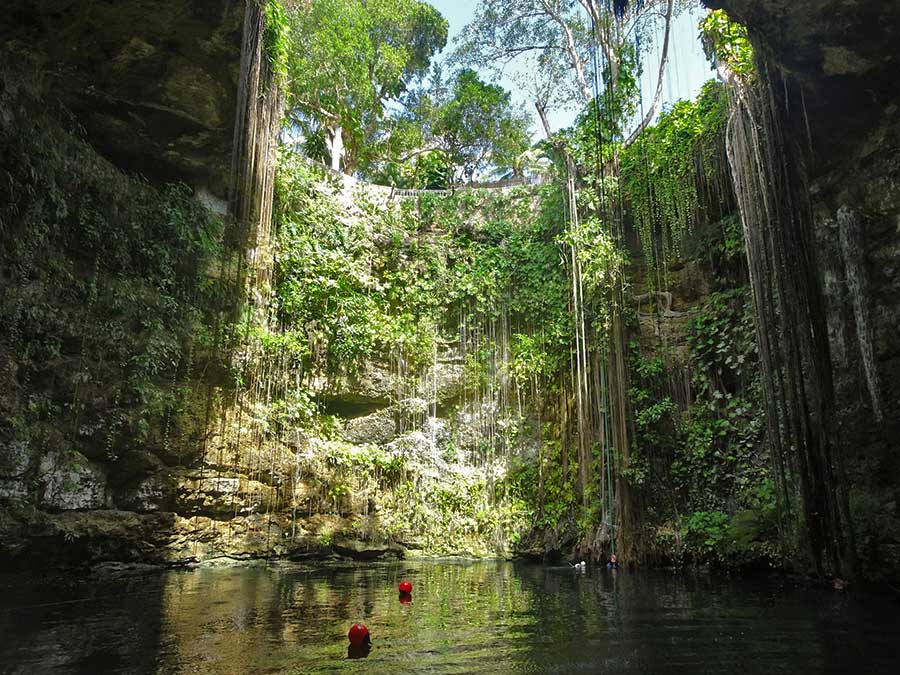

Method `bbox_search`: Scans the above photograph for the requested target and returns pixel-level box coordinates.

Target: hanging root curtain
[725,59,857,580]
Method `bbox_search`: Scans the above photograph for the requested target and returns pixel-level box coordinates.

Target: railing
[299,155,551,197]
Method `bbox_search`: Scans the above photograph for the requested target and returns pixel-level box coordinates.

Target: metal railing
[298,155,551,197]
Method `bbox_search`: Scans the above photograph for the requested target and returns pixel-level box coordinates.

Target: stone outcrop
[1,0,244,196]
[343,409,396,445]
[0,0,281,568]
[0,441,31,501]
[0,507,408,566]
[38,450,111,511]
[706,0,900,579]
[0,340,477,565]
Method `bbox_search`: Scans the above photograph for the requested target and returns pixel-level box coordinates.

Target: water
[1,561,898,674]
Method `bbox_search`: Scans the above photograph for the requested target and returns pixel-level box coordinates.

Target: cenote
[3,0,900,672]
[3,561,899,675]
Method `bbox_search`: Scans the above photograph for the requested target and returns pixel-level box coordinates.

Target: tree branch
[539,0,592,103]
[624,0,674,147]
[535,100,553,138]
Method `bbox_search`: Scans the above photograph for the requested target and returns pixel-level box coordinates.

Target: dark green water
[1,560,898,674]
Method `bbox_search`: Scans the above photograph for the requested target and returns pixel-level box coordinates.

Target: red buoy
[399,580,413,594]
[348,623,370,648]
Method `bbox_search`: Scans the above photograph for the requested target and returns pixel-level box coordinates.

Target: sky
[428,0,715,139]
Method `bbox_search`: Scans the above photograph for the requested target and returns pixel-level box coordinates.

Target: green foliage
[509,333,560,385]
[284,0,448,172]
[571,41,641,154]
[262,0,291,81]
[628,279,774,567]
[274,155,571,383]
[267,383,342,439]
[672,289,765,510]
[683,510,729,558]
[688,287,757,391]
[719,214,745,260]
[0,80,226,463]
[619,79,729,271]
[634,396,675,430]
[335,443,406,483]
[561,212,627,337]
[679,481,779,565]
[434,69,531,182]
[519,435,577,533]
[275,154,417,371]
[700,9,755,83]
[628,347,679,469]
[382,472,531,555]
[377,67,532,185]
[375,149,455,190]
[269,155,573,555]
[724,480,779,562]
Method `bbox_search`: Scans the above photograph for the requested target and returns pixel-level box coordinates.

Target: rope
[0,587,171,612]
[590,8,622,557]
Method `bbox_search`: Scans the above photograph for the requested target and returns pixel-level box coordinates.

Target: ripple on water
[0,562,899,675]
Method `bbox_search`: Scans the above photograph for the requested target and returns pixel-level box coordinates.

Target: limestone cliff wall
[0,1,289,567]
[707,0,900,578]
[1,0,245,196]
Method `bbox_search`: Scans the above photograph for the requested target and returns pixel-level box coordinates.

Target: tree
[285,0,448,173]
[434,69,532,183]
[455,0,679,143]
[368,66,531,186]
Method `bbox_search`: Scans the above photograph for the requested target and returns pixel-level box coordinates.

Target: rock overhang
[2,0,245,196]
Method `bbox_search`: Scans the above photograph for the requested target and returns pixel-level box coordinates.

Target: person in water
[607,554,618,569]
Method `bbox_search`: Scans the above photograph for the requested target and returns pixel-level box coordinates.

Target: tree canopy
[364,66,532,187]
[435,69,531,183]
[455,0,680,143]
[284,0,448,173]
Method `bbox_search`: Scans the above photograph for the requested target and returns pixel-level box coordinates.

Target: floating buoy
[348,623,370,648]
[398,593,412,605]
[399,580,412,594]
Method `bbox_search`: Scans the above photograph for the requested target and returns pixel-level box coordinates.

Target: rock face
[0,338,476,565]
[343,409,396,445]
[0,441,32,501]
[704,1,900,169]
[705,1,897,84]
[332,536,404,560]
[705,0,900,579]
[4,0,896,576]
[116,473,177,513]
[38,450,111,511]
[1,0,244,196]
[0,0,281,568]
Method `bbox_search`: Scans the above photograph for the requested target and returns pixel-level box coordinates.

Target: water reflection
[0,561,898,674]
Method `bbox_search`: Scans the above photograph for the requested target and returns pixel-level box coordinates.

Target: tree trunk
[624,0,674,148]
[536,101,553,138]
[326,125,343,172]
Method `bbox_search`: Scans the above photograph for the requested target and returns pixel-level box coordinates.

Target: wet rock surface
[1,0,243,195]
[705,0,900,580]
[342,408,396,445]
[37,450,111,512]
